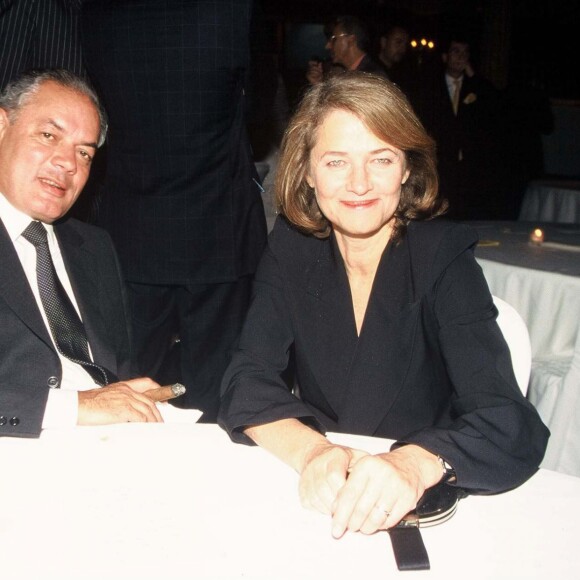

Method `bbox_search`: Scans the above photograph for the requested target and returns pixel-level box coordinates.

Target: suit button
[0,416,6,426]
[47,376,60,388]
[9,417,20,426]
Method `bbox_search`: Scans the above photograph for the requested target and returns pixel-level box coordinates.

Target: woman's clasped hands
[298,442,443,539]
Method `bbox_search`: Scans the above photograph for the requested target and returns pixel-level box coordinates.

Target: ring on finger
[377,505,391,518]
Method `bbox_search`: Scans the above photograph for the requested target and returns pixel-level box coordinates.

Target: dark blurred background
[253,0,579,102]
[247,0,579,187]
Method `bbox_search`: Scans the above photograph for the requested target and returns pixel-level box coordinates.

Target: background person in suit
[414,33,505,220]
[0,0,84,90]
[81,0,267,423]
[0,69,167,438]
[306,15,387,86]
[377,21,422,104]
[219,73,548,537]
[378,23,410,80]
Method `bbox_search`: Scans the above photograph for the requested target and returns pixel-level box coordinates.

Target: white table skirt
[477,260,580,477]
[519,179,580,224]
[474,222,580,477]
[1,423,580,579]
[477,258,580,360]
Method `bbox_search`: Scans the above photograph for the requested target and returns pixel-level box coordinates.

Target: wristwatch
[438,455,457,484]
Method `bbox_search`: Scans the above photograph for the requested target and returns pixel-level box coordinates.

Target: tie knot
[22,220,49,247]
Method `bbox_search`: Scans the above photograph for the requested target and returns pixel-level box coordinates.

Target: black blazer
[415,70,502,178]
[81,0,267,285]
[219,217,549,493]
[356,54,388,77]
[0,217,132,438]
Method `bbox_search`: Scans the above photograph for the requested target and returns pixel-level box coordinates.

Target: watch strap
[388,527,430,571]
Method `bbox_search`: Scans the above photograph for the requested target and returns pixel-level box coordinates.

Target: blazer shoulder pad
[407,219,479,294]
[268,215,327,260]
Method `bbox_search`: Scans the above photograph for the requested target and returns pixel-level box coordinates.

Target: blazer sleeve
[399,227,550,492]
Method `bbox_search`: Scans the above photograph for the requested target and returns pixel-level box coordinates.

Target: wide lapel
[437,74,454,118]
[55,222,118,376]
[337,235,420,434]
[299,233,359,419]
[457,75,475,117]
[0,219,54,347]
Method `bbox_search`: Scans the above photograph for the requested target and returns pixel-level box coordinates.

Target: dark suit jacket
[0,0,84,89]
[219,217,549,493]
[81,0,267,285]
[414,70,504,218]
[0,217,132,438]
[417,71,500,171]
[356,54,388,77]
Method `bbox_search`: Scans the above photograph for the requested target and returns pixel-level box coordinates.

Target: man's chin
[32,204,73,224]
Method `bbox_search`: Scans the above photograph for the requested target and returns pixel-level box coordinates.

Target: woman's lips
[340,199,378,209]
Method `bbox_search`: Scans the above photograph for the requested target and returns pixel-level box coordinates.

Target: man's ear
[0,108,10,141]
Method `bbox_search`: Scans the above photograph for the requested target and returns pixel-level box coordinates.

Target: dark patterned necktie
[22,221,115,386]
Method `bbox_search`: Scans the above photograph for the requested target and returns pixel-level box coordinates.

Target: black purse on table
[388,483,467,571]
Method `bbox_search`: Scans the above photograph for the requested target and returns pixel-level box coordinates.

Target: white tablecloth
[474,221,580,477]
[519,179,580,224]
[1,423,580,579]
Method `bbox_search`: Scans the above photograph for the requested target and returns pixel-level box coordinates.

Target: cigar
[146,383,187,403]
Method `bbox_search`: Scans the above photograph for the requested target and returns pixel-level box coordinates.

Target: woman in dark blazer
[219,73,549,539]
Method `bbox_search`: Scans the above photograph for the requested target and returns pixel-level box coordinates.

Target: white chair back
[493,295,532,396]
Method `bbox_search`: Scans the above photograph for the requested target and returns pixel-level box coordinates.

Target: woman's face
[306,109,409,241]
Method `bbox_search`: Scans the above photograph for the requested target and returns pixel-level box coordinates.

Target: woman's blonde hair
[276,72,446,240]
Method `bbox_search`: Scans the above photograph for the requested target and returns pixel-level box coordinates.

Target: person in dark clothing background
[414,33,505,220]
[306,15,387,86]
[81,0,267,423]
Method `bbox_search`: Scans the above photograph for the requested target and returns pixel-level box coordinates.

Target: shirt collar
[0,192,55,243]
[446,73,464,87]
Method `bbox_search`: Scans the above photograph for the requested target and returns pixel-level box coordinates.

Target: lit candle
[530,228,544,245]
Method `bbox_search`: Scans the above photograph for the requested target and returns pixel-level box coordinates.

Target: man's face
[326,25,352,66]
[381,28,409,65]
[444,41,470,77]
[0,81,100,223]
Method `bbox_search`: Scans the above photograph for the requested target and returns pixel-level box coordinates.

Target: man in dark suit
[306,15,387,85]
[81,0,267,422]
[0,0,84,89]
[0,69,167,438]
[415,34,505,220]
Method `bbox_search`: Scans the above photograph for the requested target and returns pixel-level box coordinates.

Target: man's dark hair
[440,29,473,55]
[330,15,372,54]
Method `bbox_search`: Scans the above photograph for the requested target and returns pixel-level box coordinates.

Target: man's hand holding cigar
[77,378,186,425]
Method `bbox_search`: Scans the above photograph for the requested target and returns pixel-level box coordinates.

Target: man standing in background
[415,32,504,220]
[81,0,267,422]
[0,0,84,89]
[378,23,410,79]
[307,15,386,85]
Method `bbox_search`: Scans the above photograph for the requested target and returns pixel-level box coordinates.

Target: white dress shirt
[0,193,98,427]
[445,73,463,108]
